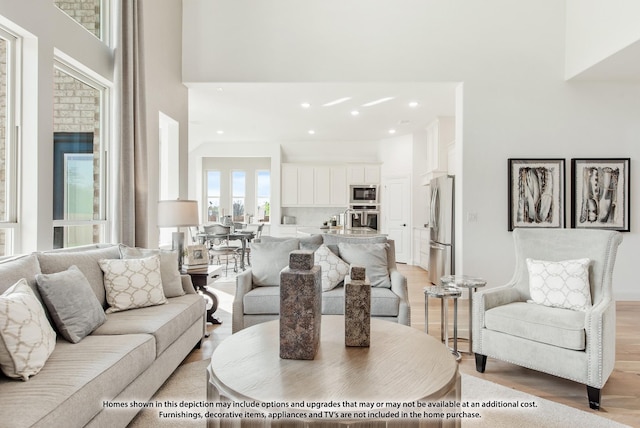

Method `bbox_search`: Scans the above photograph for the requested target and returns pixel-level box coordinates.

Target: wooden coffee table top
[208,315,459,404]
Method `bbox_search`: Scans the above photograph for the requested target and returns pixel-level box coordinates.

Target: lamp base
[171,231,185,269]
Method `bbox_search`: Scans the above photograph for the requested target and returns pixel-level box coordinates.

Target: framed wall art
[571,158,630,232]
[185,244,209,266]
[508,158,565,231]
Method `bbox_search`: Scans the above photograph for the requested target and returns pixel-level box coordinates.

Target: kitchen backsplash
[280,207,347,226]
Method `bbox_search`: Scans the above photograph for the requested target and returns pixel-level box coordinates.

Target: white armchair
[473,228,623,410]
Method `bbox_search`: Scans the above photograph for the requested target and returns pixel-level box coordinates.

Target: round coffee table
[207,316,460,427]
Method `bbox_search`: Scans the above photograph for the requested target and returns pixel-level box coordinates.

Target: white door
[383,176,411,263]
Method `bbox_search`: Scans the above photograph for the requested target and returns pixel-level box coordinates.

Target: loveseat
[0,244,205,427]
[232,234,410,333]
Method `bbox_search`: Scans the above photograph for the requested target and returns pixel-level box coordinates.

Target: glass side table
[440,275,487,354]
[424,285,462,361]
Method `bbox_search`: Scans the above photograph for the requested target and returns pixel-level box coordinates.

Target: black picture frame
[508,158,565,231]
[571,158,630,232]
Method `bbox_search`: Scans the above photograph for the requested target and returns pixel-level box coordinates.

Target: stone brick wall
[55,0,101,38]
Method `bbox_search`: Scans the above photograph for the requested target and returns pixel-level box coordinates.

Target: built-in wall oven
[348,205,380,231]
[349,185,379,204]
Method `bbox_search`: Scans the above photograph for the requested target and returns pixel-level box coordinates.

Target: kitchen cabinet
[329,166,347,205]
[281,164,299,206]
[347,164,380,184]
[420,117,454,185]
[281,164,348,207]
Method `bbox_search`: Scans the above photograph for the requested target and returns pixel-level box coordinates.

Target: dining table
[197,230,255,271]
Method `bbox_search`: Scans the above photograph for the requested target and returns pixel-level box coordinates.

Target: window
[231,171,245,222]
[52,63,108,248]
[54,0,107,41]
[206,171,221,222]
[0,28,19,257]
[256,170,270,222]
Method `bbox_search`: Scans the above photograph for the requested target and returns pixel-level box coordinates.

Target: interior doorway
[382,175,411,263]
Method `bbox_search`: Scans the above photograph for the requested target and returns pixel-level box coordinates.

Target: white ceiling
[187,82,458,147]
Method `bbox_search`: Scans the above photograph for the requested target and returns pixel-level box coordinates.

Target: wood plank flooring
[185,264,639,427]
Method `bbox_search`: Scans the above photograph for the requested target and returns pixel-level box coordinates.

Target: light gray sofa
[473,228,623,410]
[232,234,410,333]
[0,244,205,427]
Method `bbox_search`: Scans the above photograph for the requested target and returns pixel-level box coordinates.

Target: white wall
[182,0,640,299]
[141,0,190,247]
[565,0,640,79]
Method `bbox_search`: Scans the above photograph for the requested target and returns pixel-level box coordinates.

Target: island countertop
[296,226,386,237]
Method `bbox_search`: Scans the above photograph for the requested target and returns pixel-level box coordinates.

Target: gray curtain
[115,0,148,247]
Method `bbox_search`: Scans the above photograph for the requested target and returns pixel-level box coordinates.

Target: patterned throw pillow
[99,255,167,314]
[0,279,57,380]
[526,258,592,311]
[314,244,350,291]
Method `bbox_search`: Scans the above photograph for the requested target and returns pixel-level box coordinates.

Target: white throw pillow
[526,258,592,311]
[0,279,57,380]
[314,244,350,291]
[99,255,167,313]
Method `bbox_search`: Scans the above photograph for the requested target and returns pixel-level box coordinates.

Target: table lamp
[157,199,199,268]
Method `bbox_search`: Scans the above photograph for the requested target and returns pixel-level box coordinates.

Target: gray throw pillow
[36,265,106,343]
[119,245,185,298]
[37,246,121,308]
[337,242,391,288]
[251,239,299,286]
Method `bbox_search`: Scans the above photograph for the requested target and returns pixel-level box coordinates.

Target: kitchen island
[296,226,386,237]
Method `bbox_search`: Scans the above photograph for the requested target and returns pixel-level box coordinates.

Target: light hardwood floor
[185,264,639,427]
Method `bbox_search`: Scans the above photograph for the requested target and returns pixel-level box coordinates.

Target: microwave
[349,185,379,204]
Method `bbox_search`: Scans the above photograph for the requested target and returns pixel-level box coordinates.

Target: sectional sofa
[0,244,205,428]
[232,234,410,333]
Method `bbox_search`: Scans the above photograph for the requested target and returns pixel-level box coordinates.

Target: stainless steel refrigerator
[429,175,455,285]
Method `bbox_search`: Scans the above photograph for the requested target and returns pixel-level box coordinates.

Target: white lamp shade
[157,200,199,227]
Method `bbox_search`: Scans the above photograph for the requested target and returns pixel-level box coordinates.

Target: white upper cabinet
[281,164,348,207]
[330,166,348,205]
[281,164,299,206]
[421,117,455,185]
[347,163,381,184]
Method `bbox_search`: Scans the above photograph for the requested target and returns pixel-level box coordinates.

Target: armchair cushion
[243,285,280,314]
[250,239,299,286]
[485,302,586,351]
[322,286,400,316]
[526,258,592,311]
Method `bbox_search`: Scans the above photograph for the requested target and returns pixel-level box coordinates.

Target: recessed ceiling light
[301,102,311,109]
[216,130,224,135]
[351,110,360,116]
[323,97,351,107]
[362,97,395,107]
[408,101,419,108]
[388,129,396,134]
[308,130,315,135]
[216,87,224,92]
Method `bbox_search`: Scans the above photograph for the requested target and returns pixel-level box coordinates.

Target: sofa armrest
[180,274,197,294]
[390,268,411,326]
[232,268,254,333]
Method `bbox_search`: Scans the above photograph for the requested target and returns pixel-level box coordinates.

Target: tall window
[256,170,270,222]
[54,0,106,41]
[232,171,245,222]
[206,171,221,222]
[0,28,18,257]
[52,63,108,248]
